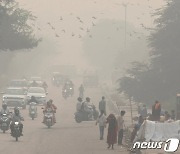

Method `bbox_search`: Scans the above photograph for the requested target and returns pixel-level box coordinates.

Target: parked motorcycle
[75,105,99,123]
[0,113,11,133]
[29,102,37,120]
[43,108,55,128]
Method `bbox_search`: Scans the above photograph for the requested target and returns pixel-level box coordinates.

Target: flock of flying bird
[32,0,164,41]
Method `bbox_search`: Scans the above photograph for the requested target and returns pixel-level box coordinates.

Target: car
[28,77,43,86]
[27,87,47,105]
[9,79,28,90]
[2,87,27,109]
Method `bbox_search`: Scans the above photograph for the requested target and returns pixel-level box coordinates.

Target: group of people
[0,103,24,136]
[76,97,94,120]
[138,101,175,122]
[0,98,57,136]
[95,97,126,150]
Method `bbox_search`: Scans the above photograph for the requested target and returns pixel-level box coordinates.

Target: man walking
[99,96,106,115]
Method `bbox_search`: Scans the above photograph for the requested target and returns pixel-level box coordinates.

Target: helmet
[2,103,7,109]
[14,107,19,115]
[86,97,90,102]
[77,97,82,102]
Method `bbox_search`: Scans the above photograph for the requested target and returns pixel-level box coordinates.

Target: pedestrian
[106,114,118,150]
[117,110,126,146]
[96,110,106,140]
[152,101,161,121]
[99,96,106,115]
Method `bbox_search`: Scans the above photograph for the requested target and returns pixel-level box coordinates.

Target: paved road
[0,82,129,154]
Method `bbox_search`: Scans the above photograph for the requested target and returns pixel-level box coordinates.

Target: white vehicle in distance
[27,87,47,105]
[29,77,43,87]
[2,87,27,109]
[9,79,28,90]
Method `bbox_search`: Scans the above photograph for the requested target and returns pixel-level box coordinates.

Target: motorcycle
[11,121,21,141]
[62,87,74,99]
[75,104,99,123]
[0,113,11,133]
[43,108,55,128]
[29,103,37,120]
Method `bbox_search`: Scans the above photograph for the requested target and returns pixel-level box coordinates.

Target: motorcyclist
[0,103,10,115]
[28,96,38,104]
[83,97,93,120]
[10,107,24,136]
[29,97,37,116]
[79,84,84,98]
[76,97,83,112]
[31,80,39,87]
[0,103,10,125]
[43,99,57,123]
[63,80,74,96]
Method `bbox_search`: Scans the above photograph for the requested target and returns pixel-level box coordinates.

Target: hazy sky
[16,0,166,69]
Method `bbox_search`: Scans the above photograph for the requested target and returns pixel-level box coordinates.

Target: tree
[0,0,39,51]
[119,0,180,105]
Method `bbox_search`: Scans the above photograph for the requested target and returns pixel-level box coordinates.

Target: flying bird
[62,29,66,33]
[51,26,55,30]
[55,34,59,37]
[92,16,97,19]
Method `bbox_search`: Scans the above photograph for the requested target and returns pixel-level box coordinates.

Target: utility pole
[122,3,128,50]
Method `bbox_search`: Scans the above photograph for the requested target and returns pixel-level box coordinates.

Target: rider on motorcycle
[10,107,24,136]
[43,99,57,123]
[29,96,37,115]
[83,97,93,120]
[0,103,10,125]
[28,96,38,104]
[0,103,10,115]
[79,84,84,98]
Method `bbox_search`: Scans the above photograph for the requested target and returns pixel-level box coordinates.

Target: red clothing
[107,114,118,145]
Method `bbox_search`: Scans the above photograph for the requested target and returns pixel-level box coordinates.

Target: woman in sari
[106,114,118,149]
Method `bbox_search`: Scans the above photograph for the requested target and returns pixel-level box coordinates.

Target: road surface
[0,82,128,154]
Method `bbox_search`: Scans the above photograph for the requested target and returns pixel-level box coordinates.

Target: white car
[2,87,27,109]
[27,87,47,105]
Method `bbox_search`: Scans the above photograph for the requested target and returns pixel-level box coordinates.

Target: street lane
[0,82,128,154]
